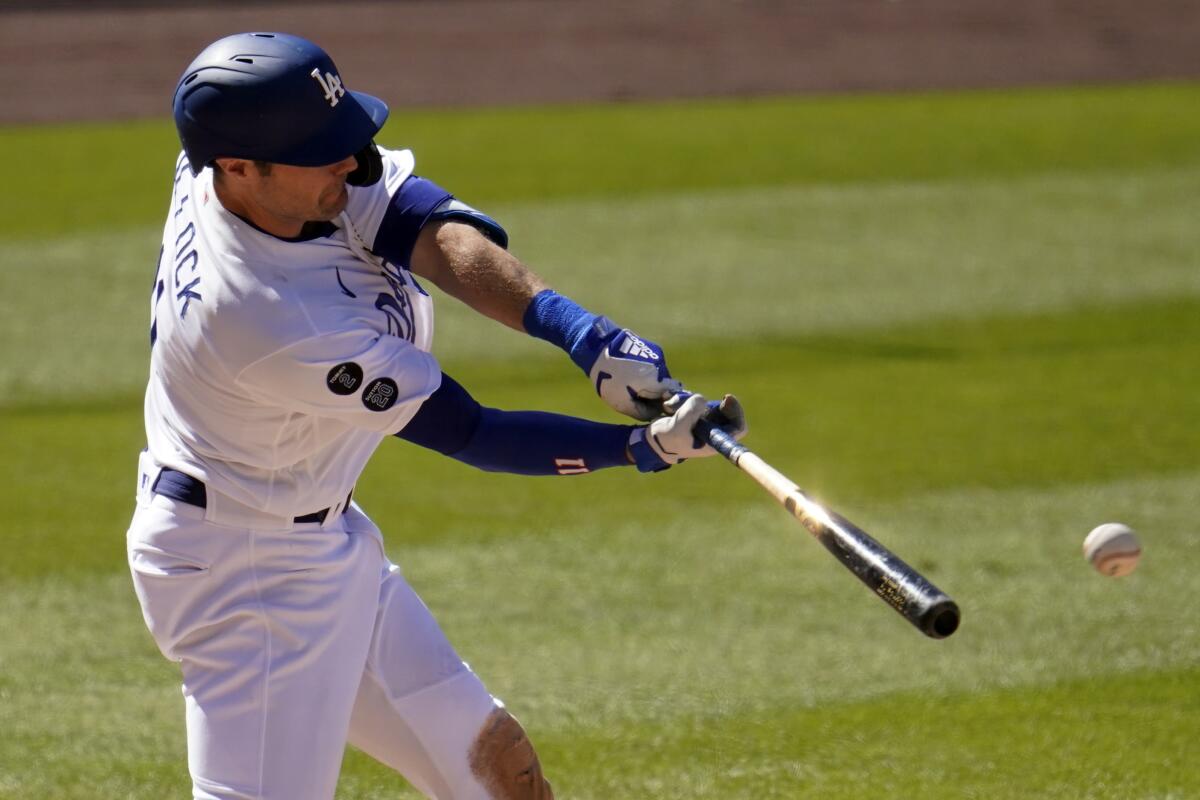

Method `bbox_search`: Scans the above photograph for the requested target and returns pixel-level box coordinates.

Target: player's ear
[214,158,253,179]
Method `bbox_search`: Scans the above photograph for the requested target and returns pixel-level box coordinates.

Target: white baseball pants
[127,459,502,800]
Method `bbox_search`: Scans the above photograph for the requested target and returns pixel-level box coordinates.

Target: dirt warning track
[2,0,1198,125]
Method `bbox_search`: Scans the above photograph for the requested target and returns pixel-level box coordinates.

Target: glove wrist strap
[628,427,671,473]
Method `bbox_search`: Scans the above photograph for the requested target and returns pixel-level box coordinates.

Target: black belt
[152,468,349,524]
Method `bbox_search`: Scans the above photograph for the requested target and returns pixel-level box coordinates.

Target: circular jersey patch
[326,362,364,396]
[361,377,399,412]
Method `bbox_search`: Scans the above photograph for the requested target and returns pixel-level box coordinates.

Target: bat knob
[922,600,961,639]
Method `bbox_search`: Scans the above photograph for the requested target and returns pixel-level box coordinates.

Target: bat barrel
[815,505,960,639]
[698,419,960,640]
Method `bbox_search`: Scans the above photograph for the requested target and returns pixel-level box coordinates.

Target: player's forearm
[521,290,609,369]
[411,220,548,332]
[411,219,684,424]
[451,408,635,475]
[395,372,637,475]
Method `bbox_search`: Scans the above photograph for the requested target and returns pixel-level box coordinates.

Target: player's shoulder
[378,145,416,189]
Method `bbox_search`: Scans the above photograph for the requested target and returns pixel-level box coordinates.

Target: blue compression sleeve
[396,372,636,475]
[393,373,482,455]
[461,408,633,475]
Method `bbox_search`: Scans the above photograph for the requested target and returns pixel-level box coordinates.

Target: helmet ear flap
[347,141,383,186]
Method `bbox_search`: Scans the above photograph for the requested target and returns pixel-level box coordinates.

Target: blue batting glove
[570,317,684,421]
[522,291,684,421]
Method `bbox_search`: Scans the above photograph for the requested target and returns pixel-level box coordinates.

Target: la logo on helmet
[310,68,346,107]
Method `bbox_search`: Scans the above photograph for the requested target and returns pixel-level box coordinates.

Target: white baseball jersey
[146,146,446,518]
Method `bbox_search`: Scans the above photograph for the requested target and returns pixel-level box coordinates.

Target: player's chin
[316,185,349,219]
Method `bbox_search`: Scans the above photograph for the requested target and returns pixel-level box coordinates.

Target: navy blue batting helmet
[173,32,389,179]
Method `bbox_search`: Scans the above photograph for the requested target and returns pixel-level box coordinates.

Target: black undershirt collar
[233,213,339,243]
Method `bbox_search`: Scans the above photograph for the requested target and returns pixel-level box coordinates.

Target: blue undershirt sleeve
[372,176,451,268]
[395,372,636,475]
[392,372,482,455]
[372,176,509,267]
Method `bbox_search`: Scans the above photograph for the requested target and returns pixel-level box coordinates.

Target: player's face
[257,156,359,223]
[216,155,359,238]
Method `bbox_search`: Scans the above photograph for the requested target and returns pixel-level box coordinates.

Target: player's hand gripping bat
[693,414,960,639]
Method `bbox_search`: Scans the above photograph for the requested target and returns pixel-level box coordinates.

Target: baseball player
[127,32,746,800]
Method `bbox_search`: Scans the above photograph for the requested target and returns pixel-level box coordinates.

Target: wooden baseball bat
[695,418,960,639]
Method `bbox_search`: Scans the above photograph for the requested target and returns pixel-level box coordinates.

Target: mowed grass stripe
[2,468,1196,798]
[1,294,1197,579]
[3,164,1198,405]
[395,471,1199,729]
[3,468,1195,716]
[8,664,1192,800]
[521,667,1200,800]
[316,294,1200,513]
[3,82,1200,240]
[462,163,1200,353]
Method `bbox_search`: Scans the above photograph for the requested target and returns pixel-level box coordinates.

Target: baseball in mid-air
[1083,523,1142,577]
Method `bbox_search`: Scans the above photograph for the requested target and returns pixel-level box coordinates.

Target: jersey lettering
[169,190,202,319]
[176,277,202,318]
[374,261,415,342]
[174,222,196,281]
[310,68,346,107]
[173,154,190,185]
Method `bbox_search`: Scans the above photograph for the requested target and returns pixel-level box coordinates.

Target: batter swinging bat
[694,418,961,639]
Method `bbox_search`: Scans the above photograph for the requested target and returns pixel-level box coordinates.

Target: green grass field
[1,83,1198,798]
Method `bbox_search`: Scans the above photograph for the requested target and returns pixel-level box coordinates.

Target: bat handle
[694,417,748,463]
[694,412,801,503]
